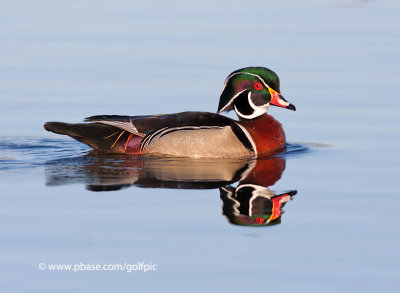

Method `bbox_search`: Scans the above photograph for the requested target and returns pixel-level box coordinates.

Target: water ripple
[0,137,89,171]
[0,137,315,171]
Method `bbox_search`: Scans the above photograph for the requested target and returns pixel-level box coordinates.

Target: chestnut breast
[238,114,286,156]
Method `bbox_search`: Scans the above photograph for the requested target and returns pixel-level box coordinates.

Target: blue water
[1,0,400,292]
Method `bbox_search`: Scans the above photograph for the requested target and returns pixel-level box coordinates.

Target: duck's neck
[238,113,286,156]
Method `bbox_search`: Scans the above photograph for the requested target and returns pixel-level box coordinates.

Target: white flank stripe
[235,123,257,156]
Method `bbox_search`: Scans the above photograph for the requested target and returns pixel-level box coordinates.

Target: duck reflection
[219,155,296,226]
[45,153,296,226]
[221,187,296,226]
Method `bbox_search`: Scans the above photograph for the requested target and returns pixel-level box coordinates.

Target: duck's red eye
[255,217,264,224]
[254,82,263,90]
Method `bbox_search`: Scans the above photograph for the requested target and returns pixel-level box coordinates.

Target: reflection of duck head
[219,156,296,226]
[221,185,296,226]
[45,152,296,227]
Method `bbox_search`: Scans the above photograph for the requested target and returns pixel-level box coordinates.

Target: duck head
[217,67,296,119]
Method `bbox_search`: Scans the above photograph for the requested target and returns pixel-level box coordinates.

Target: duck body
[44,67,295,158]
[45,111,285,158]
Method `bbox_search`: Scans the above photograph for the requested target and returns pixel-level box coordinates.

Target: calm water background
[1,0,399,292]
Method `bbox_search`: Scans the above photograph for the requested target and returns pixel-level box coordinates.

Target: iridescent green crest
[218,67,280,113]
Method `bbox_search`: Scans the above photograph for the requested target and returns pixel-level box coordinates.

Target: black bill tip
[287,103,296,111]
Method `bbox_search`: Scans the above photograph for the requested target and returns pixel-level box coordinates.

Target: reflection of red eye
[254,82,263,90]
[255,217,264,224]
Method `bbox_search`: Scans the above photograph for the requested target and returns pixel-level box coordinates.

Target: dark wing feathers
[85,112,234,135]
[44,122,127,151]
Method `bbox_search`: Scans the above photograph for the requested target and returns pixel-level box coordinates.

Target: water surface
[1,0,399,292]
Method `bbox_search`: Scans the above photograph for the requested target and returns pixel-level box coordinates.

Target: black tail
[44,122,128,152]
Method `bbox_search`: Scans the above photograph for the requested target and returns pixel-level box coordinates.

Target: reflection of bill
[221,187,296,226]
[45,152,297,227]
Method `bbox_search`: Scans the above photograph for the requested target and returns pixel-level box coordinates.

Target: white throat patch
[234,92,269,120]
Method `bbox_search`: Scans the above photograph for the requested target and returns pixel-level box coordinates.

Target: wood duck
[44,67,296,158]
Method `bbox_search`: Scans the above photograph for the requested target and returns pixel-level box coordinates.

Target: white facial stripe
[237,184,274,199]
[235,184,275,216]
[219,71,274,113]
[220,71,272,96]
[234,104,268,120]
[218,89,247,113]
[233,92,268,120]
[248,91,268,109]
